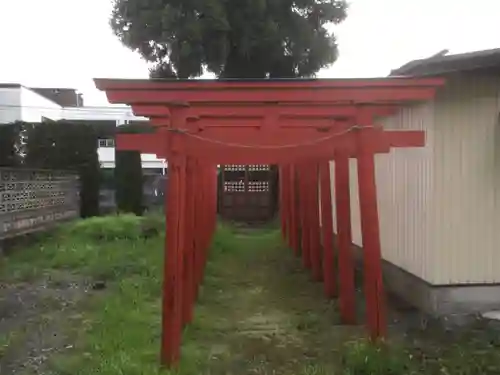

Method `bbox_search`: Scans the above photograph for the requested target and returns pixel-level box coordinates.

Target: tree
[114,123,154,216]
[115,150,143,215]
[0,122,22,167]
[110,0,348,79]
[24,121,101,218]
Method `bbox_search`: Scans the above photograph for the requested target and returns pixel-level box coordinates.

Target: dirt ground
[0,271,90,374]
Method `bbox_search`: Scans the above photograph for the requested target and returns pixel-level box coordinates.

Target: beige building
[329,48,500,315]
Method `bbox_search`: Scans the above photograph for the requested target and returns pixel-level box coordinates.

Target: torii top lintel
[95,77,444,107]
[94,77,445,163]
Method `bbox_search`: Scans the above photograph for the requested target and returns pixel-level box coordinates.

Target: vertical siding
[328,72,500,285]
[329,102,436,282]
[431,74,500,284]
[376,103,436,282]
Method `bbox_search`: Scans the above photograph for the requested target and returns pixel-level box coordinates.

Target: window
[98,138,115,148]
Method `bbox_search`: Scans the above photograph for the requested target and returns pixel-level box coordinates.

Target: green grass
[2,215,500,375]
[1,214,166,375]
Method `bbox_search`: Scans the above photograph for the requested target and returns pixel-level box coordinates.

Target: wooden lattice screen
[219,164,275,222]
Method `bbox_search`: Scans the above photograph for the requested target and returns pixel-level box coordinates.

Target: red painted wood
[176,156,188,337]
[95,77,445,91]
[182,157,196,325]
[192,161,200,299]
[168,115,350,130]
[106,87,439,106]
[157,127,360,164]
[114,127,425,171]
[279,166,287,241]
[132,103,397,120]
[196,164,206,287]
[161,156,184,367]
[308,163,322,282]
[198,163,210,287]
[385,130,425,147]
[283,165,293,248]
[297,165,311,270]
[115,129,425,163]
[203,164,213,282]
[160,108,190,367]
[95,76,442,368]
[289,165,300,256]
[335,154,357,325]
[115,133,163,154]
[319,161,336,298]
[356,141,387,339]
[282,165,291,246]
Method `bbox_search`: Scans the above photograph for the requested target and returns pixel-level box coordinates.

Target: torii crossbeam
[95,77,445,368]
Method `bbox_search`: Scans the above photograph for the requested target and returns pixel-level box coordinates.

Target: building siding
[329,101,436,282]
[98,146,166,170]
[431,74,500,284]
[20,86,62,122]
[376,102,436,282]
[328,72,500,285]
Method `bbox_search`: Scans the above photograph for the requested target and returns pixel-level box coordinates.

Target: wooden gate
[95,76,445,367]
[219,164,275,223]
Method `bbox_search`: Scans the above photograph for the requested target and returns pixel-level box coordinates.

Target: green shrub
[115,150,144,215]
[140,212,165,238]
[66,214,160,241]
[115,123,155,216]
[341,339,417,375]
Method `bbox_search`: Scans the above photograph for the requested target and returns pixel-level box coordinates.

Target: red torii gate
[95,77,444,368]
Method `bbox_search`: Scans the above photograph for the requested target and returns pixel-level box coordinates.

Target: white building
[328,48,500,316]
[0,83,166,171]
[97,138,166,172]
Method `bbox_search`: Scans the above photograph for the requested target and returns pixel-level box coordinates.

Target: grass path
[3,216,500,375]
[178,226,365,374]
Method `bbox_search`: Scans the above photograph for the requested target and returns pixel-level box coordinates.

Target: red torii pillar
[319,161,336,299]
[306,162,322,282]
[95,76,445,367]
[288,164,299,256]
[282,125,426,335]
[281,164,299,255]
[115,127,217,365]
[297,164,312,270]
[279,165,289,243]
[118,119,426,352]
[334,152,357,324]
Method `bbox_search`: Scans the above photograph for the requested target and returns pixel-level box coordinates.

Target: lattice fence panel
[0,168,79,239]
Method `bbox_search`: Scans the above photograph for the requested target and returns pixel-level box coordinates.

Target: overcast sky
[0,0,499,105]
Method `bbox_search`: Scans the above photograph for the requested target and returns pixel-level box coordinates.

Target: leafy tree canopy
[111,0,348,79]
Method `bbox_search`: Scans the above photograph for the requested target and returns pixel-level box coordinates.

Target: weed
[66,214,156,241]
[341,338,417,375]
